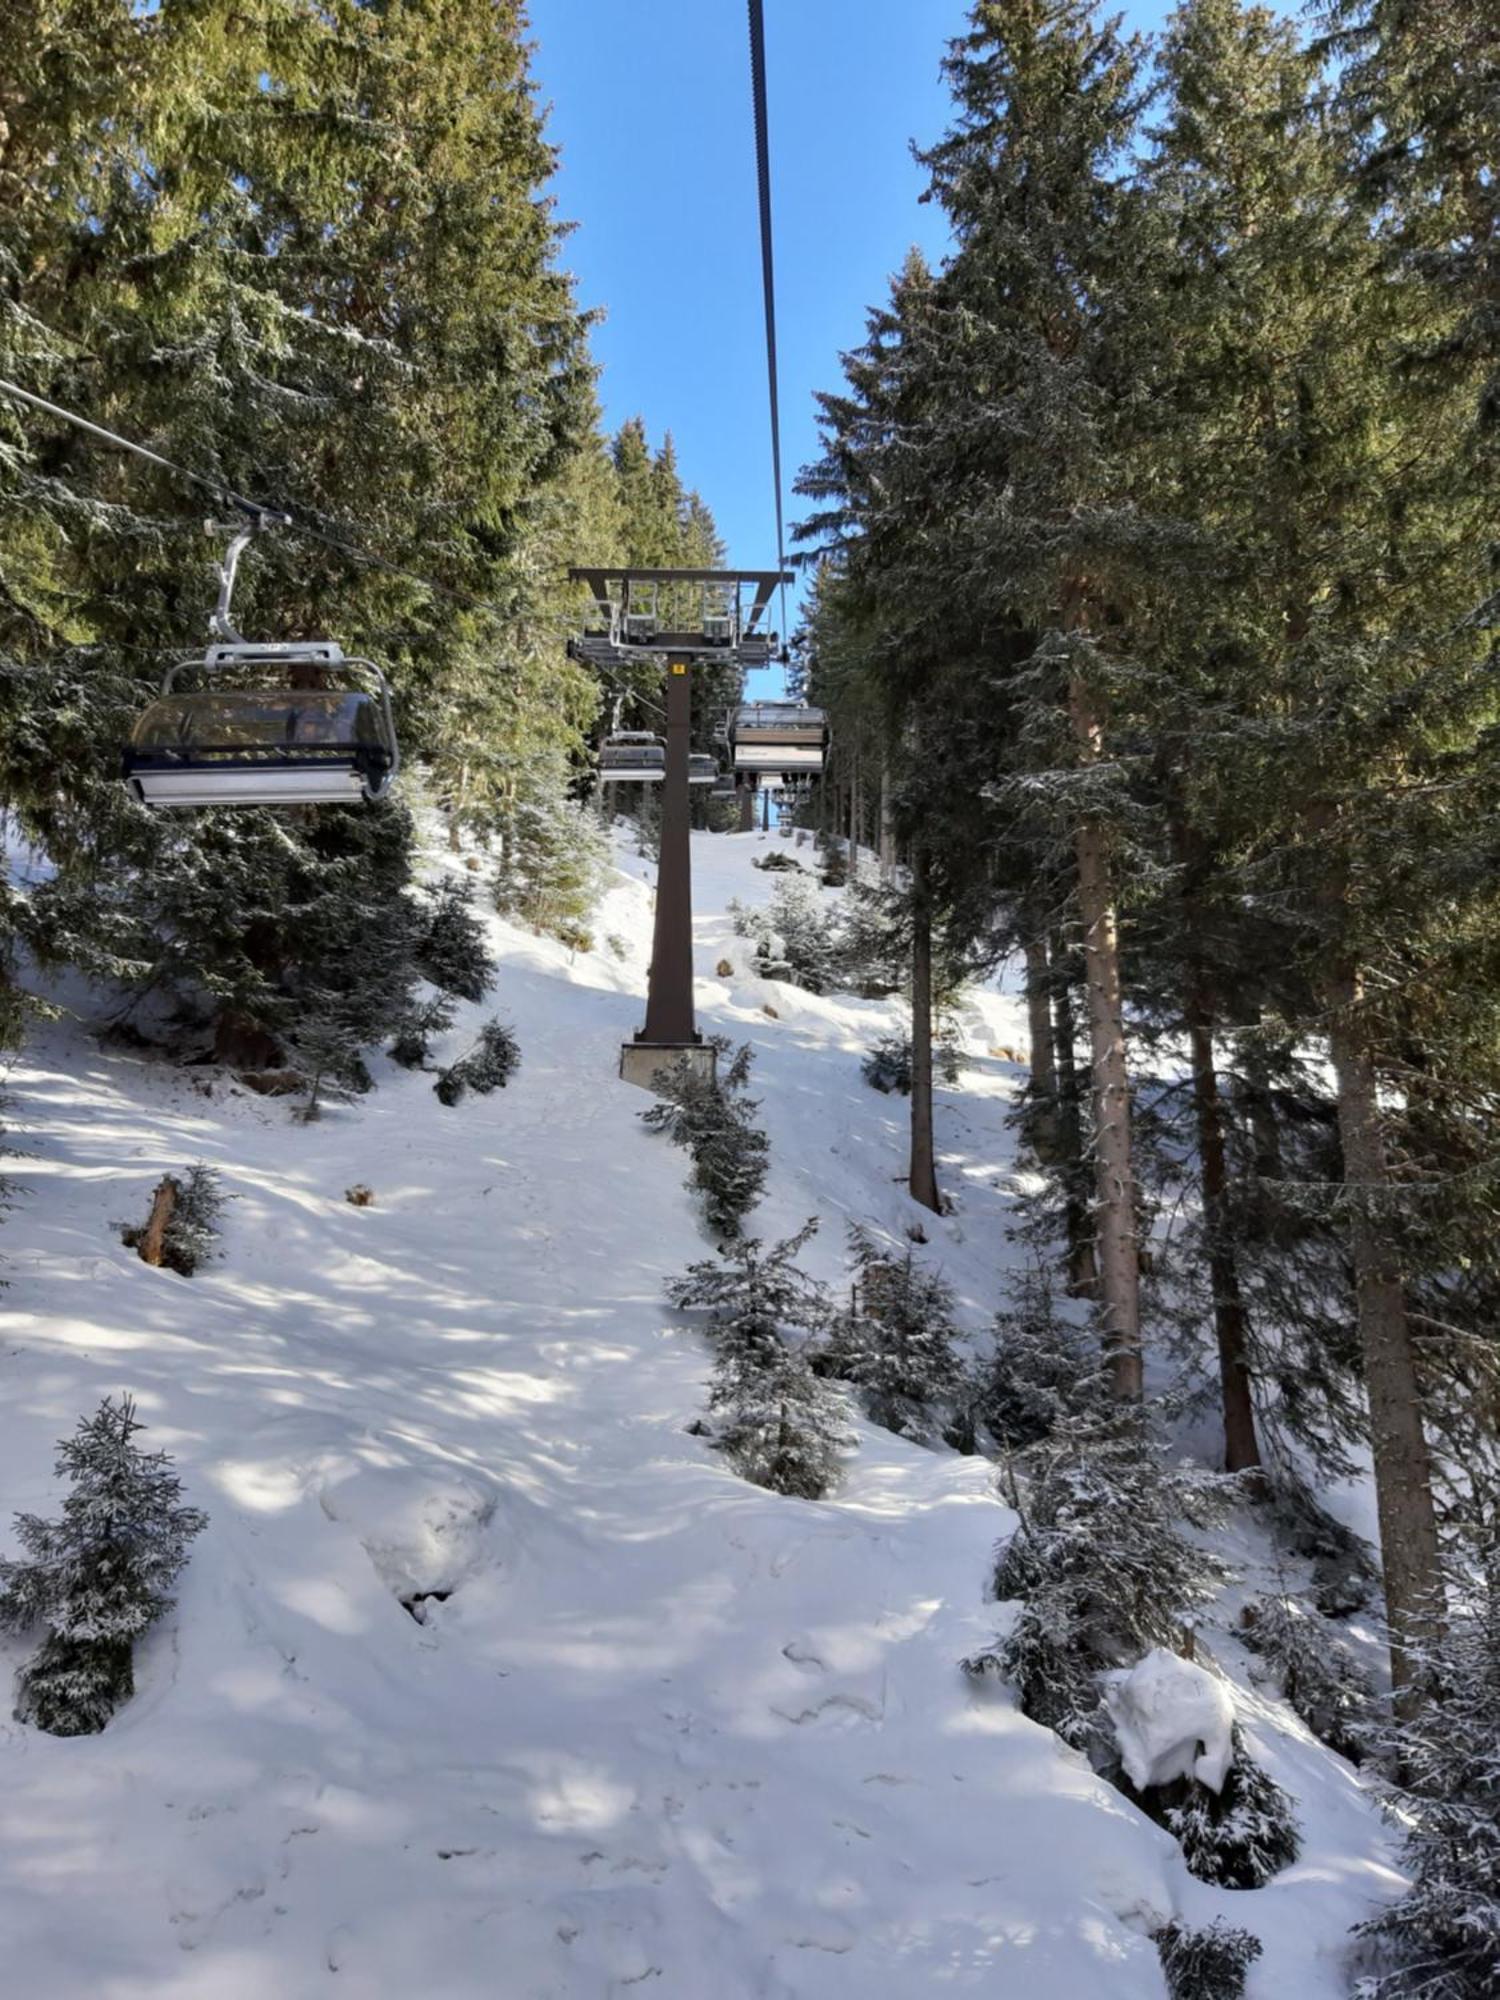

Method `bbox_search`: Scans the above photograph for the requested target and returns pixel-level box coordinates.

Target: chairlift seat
[599,732,666,783]
[124,672,398,808]
[729,701,829,776]
[688,754,719,786]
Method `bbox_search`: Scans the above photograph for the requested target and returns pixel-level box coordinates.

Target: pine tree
[0,1396,207,1736]
[1155,1921,1262,2000]
[1166,1726,1301,1889]
[414,878,495,1004]
[708,1337,853,1501]
[669,1219,829,1362]
[434,1019,521,1106]
[643,1043,770,1240]
[974,1397,1224,1757]
[1357,1552,1500,1999]
[822,1224,964,1443]
[1241,1593,1376,1762]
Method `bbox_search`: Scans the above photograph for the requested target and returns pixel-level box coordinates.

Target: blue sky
[527,1,1176,623]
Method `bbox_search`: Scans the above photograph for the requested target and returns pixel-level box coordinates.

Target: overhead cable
[0,373,522,627]
[747,0,789,638]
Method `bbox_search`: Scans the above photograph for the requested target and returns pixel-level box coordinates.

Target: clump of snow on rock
[1104,1647,1236,1793]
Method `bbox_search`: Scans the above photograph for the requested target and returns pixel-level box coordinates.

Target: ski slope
[0,819,1398,1998]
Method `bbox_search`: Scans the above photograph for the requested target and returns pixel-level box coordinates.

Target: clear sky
[526,1,1175,624]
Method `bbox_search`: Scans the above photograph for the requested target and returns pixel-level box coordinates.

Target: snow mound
[319,1468,496,1601]
[1104,1647,1235,1794]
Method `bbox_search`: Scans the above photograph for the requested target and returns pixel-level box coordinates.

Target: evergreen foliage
[732,879,843,994]
[415,879,496,1005]
[389,992,457,1072]
[1154,1920,1263,2000]
[0,1397,206,1736]
[642,1042,769,1240]
[861,1029,962,1097]
[669,1219,829,1359]
[433,1020,521,1106]
[494,787,608,951]
[974,1396,1224,1757]
[1357,1554,1500,2000]
[1241,1594,1377,1763]
[708,1336,853,1501]
[1166,1726,1301,1889]
[670,1223,851,1500]
[976,1264,1101,1452]
[821,1224,964,1443]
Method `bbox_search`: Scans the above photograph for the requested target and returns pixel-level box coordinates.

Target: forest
[1,2,1498,1997]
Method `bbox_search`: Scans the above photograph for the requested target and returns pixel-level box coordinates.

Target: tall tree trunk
[908,846,941,1214]
[1068,674,1141,1398]
[1184,978,1262,1474]
[1051,941,1098,1298]
[879,761,895,878]
[1327,962,1445,1709]
[1023,931,1060,1163]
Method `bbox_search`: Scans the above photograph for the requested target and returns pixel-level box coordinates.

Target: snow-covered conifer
[415,877,496,1003]
[643,1043,769,1239]
[734,878,843,994]
[708,1337,853,1500]
[669,1219,828,1363]
[1155,1921,1262,2000]
[0,1397,207,1736]
[434,1019,521,1105]
[821,1223,963,1442]
[1356,1554,1500,1999]
[389,991,456,1070]
[860,1028,962,1096]
[671,1223,850,1498]
[1167,1725,1301,1888]
[976,1262,1100,1450]
[1242,1593,1376,1762]
[974,1400,1224,1757]
[162,1164,226,1277]
[495,790,607,950]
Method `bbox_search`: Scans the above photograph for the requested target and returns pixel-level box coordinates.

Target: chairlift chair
[688,754,719,786]
[728,701,829,776]
[122,523,400,808]
[124,643,399,807]
[599,731,667,783]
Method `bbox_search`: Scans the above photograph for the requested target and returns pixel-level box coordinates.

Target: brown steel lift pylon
[568,566,790,1092]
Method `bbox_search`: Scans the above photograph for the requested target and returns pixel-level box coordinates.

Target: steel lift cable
[747,0,790,653]
[0,374,523,631]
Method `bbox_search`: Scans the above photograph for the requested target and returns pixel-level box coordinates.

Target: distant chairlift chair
[599,732,667,783]
[728,701,829,778]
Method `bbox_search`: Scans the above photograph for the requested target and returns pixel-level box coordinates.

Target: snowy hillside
[0,821,1397,1998]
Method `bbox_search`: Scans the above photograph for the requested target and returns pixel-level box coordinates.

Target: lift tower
[569,566,791,1093]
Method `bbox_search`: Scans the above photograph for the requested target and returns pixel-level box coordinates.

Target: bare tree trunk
[879,762,895,878]
[1185,982,1262,1474]
[1068,675,1141,1398]
[1051,944,1098,1298]
[908,846,941,1214]
[1023,932,1060,1164]
[1327,963,1445,1709]
[137,1176,179,1269]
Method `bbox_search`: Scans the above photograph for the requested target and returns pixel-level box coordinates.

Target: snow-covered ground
[0,819,1398,1997]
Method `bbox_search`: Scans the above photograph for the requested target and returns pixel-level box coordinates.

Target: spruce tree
[0,1396,207,1736]
[1357,1553,1500,1999]
[822,1224,964,1443]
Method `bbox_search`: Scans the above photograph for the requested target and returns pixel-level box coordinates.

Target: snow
[1105,1648,1236,1794]
[0,816,1401,1996]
